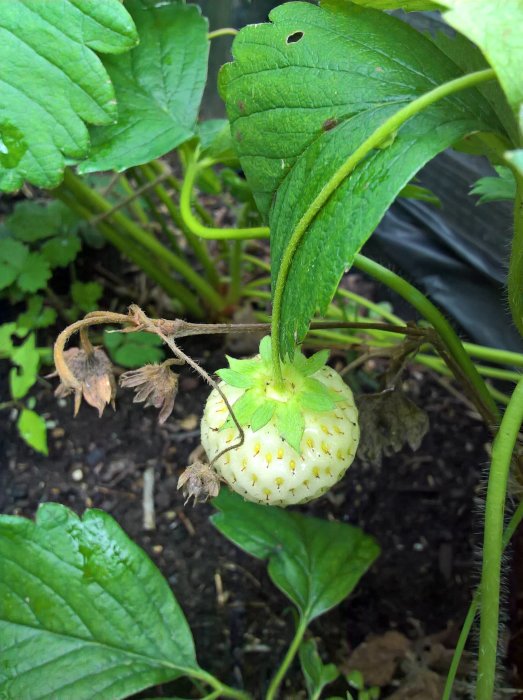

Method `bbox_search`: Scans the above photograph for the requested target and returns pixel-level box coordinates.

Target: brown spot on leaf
[322,118,338,132]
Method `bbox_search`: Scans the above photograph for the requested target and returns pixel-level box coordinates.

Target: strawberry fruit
[200,337,359,506]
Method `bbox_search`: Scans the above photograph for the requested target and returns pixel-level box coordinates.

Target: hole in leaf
[286,31,304,44]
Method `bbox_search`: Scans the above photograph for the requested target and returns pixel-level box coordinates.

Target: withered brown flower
[119,359,181,424]
[178,461,221,504]
[53,347,116,417]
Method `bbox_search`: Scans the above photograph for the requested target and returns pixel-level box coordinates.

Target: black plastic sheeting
[364,151,523,353]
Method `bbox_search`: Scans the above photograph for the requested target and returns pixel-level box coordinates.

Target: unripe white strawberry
[200,337,359,507]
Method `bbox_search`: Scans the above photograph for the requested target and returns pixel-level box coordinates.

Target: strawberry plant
[1,1,523,699]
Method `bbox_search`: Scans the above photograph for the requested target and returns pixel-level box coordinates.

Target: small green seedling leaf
[17,409,48,455]
[0,0,137,191]
[346,669,365,691]
[16,252,52,293]
[0,323,17,356]
[6,201,80,242]
[79,1,209,174]
[0,239,28,290]
[16,297,57,337]
[299,638,339,699]
[9,333,40,399]
[41,232,82,268]
[0,505,199,698]
[212,490,380,623]
[103,329,165,369]
[71,281,103,313]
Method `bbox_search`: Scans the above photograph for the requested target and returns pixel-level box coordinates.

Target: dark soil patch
[1,337,499,698]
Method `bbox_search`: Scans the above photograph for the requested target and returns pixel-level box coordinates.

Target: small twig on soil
[142,465,156,531]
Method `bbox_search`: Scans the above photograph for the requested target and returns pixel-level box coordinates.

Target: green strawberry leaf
[9,333,40,399]
[72,281,103,313]
[299,638,339,699]
[212,489,380,623]
[0,504,199,699]
[251,402,277,432]
[0,1,137,192]
[221,2,503,356]
[328,0,440,8]
[17,409,48,455]
[41,232,82,268]
[216,369,255,389]
[78,2,209,174]
[17,253,52,293]
[276,402,305,453]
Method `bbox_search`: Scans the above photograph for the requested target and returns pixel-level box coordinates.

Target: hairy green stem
[266,618,308,700]
[54,189,204,317]
[508,171,523,337]
[139,163,221,287]
[228,240,243,304]
[354,254,501,424]
[477,376,523,700]
[270,68,496,387]
[180,158,270,240]
[60,169,225,312]
[443,500,523,700]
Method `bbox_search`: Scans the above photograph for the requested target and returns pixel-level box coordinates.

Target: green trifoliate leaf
[259,336,272,365]
[299,638,339,699]
[78,1,209,174]
[0,0,137,191]
[216,368,255,389]
[0,504,199,698]
[251,402,277,432]
[276,401,305,454]
[17,409,48,455]
[212,489,380,623]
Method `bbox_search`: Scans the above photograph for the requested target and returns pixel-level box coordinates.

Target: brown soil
[2,334,509,698]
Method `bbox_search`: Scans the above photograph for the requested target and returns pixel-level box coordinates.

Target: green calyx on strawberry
[200,337,359,507]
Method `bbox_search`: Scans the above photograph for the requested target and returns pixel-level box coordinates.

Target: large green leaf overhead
[0,505,198,699]
[221,1,504,356]
[0,0,137,192]
[78,1,209,174]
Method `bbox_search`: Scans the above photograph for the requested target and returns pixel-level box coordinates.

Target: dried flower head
[119,359,182,424]
[178,460,221,504]
[53,347,116,417]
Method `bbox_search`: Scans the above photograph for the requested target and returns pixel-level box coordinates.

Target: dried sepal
[178,460,221,505]
[119,359,182,424]
[52,347,116,417]
[356,388,429,467]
